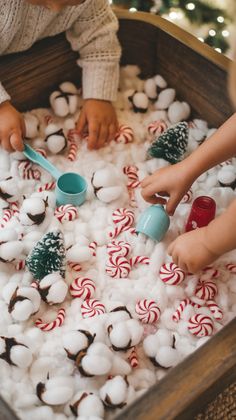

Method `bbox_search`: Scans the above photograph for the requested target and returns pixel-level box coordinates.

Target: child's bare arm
[168,199,236,273]
[0,101,25,151]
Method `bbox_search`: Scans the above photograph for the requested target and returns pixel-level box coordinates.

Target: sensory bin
[0,66,235,420]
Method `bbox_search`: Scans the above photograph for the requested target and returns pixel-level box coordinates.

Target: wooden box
[0,10,235,420]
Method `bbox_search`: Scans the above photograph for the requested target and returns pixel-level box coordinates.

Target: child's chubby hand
[141,162,194,216]
[0,101,25,152]
[76,99,118,149]
[167,227,219,273]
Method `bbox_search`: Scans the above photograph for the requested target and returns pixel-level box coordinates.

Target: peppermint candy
[14,260,26,271]
[67,142,78,162]
[81,299,105,318]
[88,241,97,257]
[130,256,150,267]
[225,263,236,273]
[188,314,213,337]
[195,280,218,300]
[159,263,186,285]
[70,277,96,299]
[172,298,201,322]
[109,208,135,239]
[106,255,131,278]
[67,261,82,272]
[180,189,193,204]
[35,308,65,332]
[114,125,134,144]
[37,182,56,193]
[147,119,167,137]
[54,205,78,223]
[107,240,131,257]
[128,347,139,368]
[135,299,161,324]
[206,300,223,320]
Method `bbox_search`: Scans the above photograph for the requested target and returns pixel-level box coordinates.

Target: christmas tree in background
[112,0,231,53]
[147,121,189,164]
[26,230,66,281]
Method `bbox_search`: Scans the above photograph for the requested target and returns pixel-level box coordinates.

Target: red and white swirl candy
[225,263,236,274]
[159,263,186,285]
[81,299,105,318]
[128,347,139,368]
[106,255,131,278]
[35,308,65,332]
[67,142,78,162]
[89,241,97,257]
[67,261,82,272]
[188,314,213,337]
[0,209,14,228]
[18,160,41,180]
[114,125,134,144]
[54,205,78,223]
[195,280,218,300]
[147,119,167,137]
[130,256,150,268]
[37,182,56,193]
[135,299,161,324]
[180,189,193,204]
[206,300,223,320]
[69,277,96,299]
[172,298,201,322]
[107,240,131,257]
[109,208,135,239]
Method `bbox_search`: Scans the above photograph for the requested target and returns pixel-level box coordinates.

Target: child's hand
[167,227,219,273]
[141,162,193,215]
[0,101,25,151]
[76,99,118,149]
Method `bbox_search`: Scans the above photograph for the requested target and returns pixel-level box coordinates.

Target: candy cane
[201,266,219,280]
[171,298,199,322]
[0,209,14,228]
[67,142,78,162]
[35,308,65,331]
[31,281,39,289]
[206,300,223,320]
[123,166,140,208]
[128,347,139,368]
[109,208,135,239]
[10,202,20,215]
[67,129,80,143]
[37,182,56,193]
[14,260,26,271]
[130,256,150,267]
[225,263,236,273]
[35,148,47,158]
[89,241,97,257]
[67,261,82,272]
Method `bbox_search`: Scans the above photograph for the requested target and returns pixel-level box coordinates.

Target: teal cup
[23,144,87,206]
[136,204,170,241]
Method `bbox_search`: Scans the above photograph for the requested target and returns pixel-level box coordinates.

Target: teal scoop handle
[23,144,62,180]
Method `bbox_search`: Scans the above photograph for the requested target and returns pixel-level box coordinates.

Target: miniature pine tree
[147,121,189,164]
[26,230,66,281]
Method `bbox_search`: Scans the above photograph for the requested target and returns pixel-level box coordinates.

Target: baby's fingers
[97,124,108,149]
[1,133,13,152]
[10,130,24,151]
[87,120,99,150]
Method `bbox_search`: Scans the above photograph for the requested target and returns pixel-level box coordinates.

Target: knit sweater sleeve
[66,0,121,101]
[0,82,11,105]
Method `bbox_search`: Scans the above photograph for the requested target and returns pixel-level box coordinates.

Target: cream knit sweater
[0,0,121,104]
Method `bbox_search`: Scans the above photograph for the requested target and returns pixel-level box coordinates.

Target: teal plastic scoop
[23,144,87,206]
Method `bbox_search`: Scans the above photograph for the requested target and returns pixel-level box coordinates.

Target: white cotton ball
[62,330,91,355]
[11,299,35,321]
[22,406,54,420]
[50,91,69,117]
[155,329,173,346]
[63,118,75,131]
[59,81,78,95]
[181,304,195,321]
[0,241,24,261]
[109,323,131,349]
[81,355,111,376]
[143,334,159,358]
[168,101,191,124]
[205,174,218,188]
[154,75,167,89]
[39,378,74,405]
[2,283,18,303]
[154,88,175,110]
[100,376,127,406]
[0,176,20,202]
[155,346,179,368]
[96,186,123,203]
[46,133,67,154]
[15,394,39,409]
[21,197,46,215]
[24,113,39,139]
[132,92,149,111]
[144,78,158,100]
[87,342,113,360]
[126,319,143,345]
[66,245,92,263]
[92,168,118,188]
[0,337,6,354]
[71,392,104,418]
[0,228,18,243]
[217,167,236,185]
[196,336,210,348]
[110,355,131,376]
[11,344,33,368]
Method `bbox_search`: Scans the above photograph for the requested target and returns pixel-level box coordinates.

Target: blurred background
[111,0,236,58]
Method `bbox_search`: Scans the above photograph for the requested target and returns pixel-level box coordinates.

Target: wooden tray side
[115,317,236,420]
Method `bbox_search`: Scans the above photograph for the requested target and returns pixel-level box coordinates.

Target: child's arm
[168,199,236,273]
[142,112,236,214]
[66,0,121,149]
